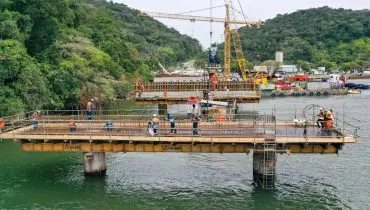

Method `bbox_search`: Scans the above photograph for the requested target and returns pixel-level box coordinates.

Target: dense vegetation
[238,7,370,71]
[0,0,202,116]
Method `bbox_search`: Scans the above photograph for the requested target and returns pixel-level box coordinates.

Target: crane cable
[175,5,225,15]
[236,0,248,22]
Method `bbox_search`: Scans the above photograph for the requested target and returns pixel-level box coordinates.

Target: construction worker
[69,120,76,132]
[325,109,334,129]
[105,120,113,132]
[86,99,95,120]
[32,111,40,130]
[316,108,325,128]
[211,74,218,91]
[139,84,145,98]
[169,115,176,134]
[152,114,159,136]
[0,118,4,133]
[192,116,200,135]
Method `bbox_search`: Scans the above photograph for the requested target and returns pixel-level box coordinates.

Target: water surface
[1,81,369,209]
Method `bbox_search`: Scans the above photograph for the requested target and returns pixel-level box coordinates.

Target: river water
[1,80,369,209]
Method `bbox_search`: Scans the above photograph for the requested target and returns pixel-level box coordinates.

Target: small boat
[348,89,361,94]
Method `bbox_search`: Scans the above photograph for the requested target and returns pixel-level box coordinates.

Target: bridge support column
[253,151,276,188]
[158,104,167,116]
[83,152,106,176]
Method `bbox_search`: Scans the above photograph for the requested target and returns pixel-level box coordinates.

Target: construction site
[0,0,361,189]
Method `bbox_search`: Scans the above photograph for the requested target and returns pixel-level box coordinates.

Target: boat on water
[345,83,370,90]
[348,89,361,94]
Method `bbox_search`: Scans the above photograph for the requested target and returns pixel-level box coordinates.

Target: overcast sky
[113,0,369,48]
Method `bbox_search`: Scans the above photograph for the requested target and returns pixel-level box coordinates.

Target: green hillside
[238,7,370,70]
[0,0,202,116]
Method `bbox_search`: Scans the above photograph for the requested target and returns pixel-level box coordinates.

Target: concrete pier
[83,152,107,176]
[253,151,276,188]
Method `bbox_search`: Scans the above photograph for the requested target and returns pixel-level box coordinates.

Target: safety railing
[334,112,360,138]
[3,119,351,140]
[14,110,276,124]
[0,108,359,141]
[0,111,34,132]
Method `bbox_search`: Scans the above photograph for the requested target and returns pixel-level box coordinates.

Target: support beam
[21,143,343,153]
[253,151,276,188]
[83,152,107,176]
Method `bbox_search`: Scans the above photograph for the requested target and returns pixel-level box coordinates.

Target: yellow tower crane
[138,1,263,81]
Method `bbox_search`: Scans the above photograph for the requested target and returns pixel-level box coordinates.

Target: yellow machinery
[138,1,264,81]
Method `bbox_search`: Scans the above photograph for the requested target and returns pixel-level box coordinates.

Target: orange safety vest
[211,75,218,84]
[0,119,5,129]
[215,116,225,122]
[33,112,40,120]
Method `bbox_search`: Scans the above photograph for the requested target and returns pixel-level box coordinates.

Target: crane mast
[224,0,231,78]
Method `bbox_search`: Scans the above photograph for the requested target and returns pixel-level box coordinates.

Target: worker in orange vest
[325,109,334,128]
[211,74,218,91]
[0,118,5,132]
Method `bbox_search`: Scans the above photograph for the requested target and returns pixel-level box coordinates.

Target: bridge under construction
[0,109,358,188]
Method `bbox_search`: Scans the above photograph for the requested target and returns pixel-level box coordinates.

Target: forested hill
[0,0,202,116]
[239,7,370,70]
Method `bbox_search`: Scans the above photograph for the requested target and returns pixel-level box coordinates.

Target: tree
[296,60,311,71]
[0,0,203,116]
[261,60,282,72]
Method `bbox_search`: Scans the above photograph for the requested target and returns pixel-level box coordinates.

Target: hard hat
[91,99,94,101]
[153,114,156,117]
[319,108,323,110]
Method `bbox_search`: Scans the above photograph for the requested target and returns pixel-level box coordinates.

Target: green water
[1,89,370,209]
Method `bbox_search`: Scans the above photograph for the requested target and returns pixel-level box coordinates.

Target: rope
[237,0,248,22]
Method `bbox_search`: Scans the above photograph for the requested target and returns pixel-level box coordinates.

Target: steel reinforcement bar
[134,81,256,92]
